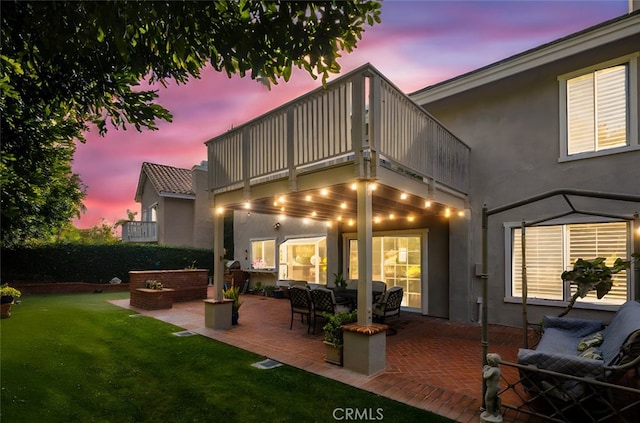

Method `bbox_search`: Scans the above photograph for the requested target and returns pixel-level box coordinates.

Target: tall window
[559,54,638,159]
[348,234,422,309]
[250,239,276,270]
[511,222,630,305]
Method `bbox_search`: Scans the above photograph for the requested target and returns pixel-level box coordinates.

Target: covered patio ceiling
[221,181,458,225]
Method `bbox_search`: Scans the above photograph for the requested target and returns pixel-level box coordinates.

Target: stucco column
[203,206,233,330]
[356,180,373,325]
[343,180,387,375]
[213,206,225,301]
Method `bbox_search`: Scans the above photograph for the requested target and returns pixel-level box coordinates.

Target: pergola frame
[481,188,640,402]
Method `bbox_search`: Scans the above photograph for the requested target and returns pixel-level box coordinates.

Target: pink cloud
[73,0,628,229]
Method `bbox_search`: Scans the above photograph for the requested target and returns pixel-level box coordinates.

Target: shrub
[1,244,215,284]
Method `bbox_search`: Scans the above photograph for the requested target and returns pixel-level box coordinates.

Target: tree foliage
[0,1,382,246]
[558,253,640,317]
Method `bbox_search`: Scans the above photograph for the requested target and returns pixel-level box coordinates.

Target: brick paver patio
[111,288,529,423]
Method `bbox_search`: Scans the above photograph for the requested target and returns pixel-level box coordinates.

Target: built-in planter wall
[129,269,208,302]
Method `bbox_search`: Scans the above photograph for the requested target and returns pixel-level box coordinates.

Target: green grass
[1,293,453,422]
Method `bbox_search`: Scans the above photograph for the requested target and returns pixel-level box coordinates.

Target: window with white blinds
[566,64,628,155]
[512,222,629,305]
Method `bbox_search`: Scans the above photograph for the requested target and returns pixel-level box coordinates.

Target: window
[509,222,630,306]
[278,237,326,284]
[347,234,423,309]
[559,53,638,159]
[250,239,276,270]
[149,204,158,222]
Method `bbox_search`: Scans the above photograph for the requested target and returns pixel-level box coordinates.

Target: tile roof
[135,162,195,201]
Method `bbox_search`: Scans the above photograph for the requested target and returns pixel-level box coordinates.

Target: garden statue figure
[481,353,503,423]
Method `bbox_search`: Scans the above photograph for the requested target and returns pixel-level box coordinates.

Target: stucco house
[412,9,640,327]
[206,7,639,335]
[122,161,214,249]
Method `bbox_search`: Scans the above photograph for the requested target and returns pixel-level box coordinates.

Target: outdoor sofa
[517,299,640,401]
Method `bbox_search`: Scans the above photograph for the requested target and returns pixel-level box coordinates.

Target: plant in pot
[333,272,347,291]
[223,286,242,325]
[321,310,357,365]
[1,284,22,319]
[558,253,639,317]
[263,285,277,297]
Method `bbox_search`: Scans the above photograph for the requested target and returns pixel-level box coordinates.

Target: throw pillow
[577,331,604,352]
[579,346,603,360]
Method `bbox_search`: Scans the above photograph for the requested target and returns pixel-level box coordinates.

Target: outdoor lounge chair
[517,300,640,402]
[289,285,313,334]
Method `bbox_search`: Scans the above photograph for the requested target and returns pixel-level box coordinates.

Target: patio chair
[311,288,338,334]
[372,280,387,303]
[289,285,313,334]
[373,286,403,333]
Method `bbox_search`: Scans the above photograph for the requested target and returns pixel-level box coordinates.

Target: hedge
[1,244,215,284]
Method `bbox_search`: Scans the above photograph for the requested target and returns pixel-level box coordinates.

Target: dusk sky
[72,0,630,229]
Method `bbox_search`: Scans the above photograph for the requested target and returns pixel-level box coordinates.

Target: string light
[445,208,451,218]
[320,188,328,196]
[424,201,431,208]
[244,201,251,209]
[340,202,347,209]
[351,183,357,190]
[305,195,312,201]
[401,192,408,200]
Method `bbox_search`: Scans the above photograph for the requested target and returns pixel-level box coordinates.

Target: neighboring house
[122,161,214,249]
[205,8,639,328]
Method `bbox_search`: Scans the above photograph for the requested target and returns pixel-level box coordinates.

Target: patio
[112,287,531,423]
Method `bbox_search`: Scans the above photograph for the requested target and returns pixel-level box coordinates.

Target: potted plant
[223,285,242,325]
[251,281,264,295]
[1,284,22,319]
[559,253,639,317]
[263,285,277,297]
[333,272,347,291]
[321,310,357,365]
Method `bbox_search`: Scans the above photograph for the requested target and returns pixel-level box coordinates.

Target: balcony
[121,221,158,243]
[206,63,470,219]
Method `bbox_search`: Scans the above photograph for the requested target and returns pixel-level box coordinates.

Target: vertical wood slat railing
[121,221,158,243]
[206,64,470,195]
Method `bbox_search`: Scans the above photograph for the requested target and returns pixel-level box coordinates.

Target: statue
[481,353,503,423]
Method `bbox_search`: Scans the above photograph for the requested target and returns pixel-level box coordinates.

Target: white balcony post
[356,180,373,326]
[212,204,224,302]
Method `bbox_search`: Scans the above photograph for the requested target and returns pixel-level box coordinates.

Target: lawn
[1,292,453,422]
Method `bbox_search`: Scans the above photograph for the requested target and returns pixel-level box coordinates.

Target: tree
[0,1,382,246]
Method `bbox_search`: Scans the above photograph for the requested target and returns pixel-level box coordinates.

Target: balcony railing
[206,63,469,197]
[121,221,158,243]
